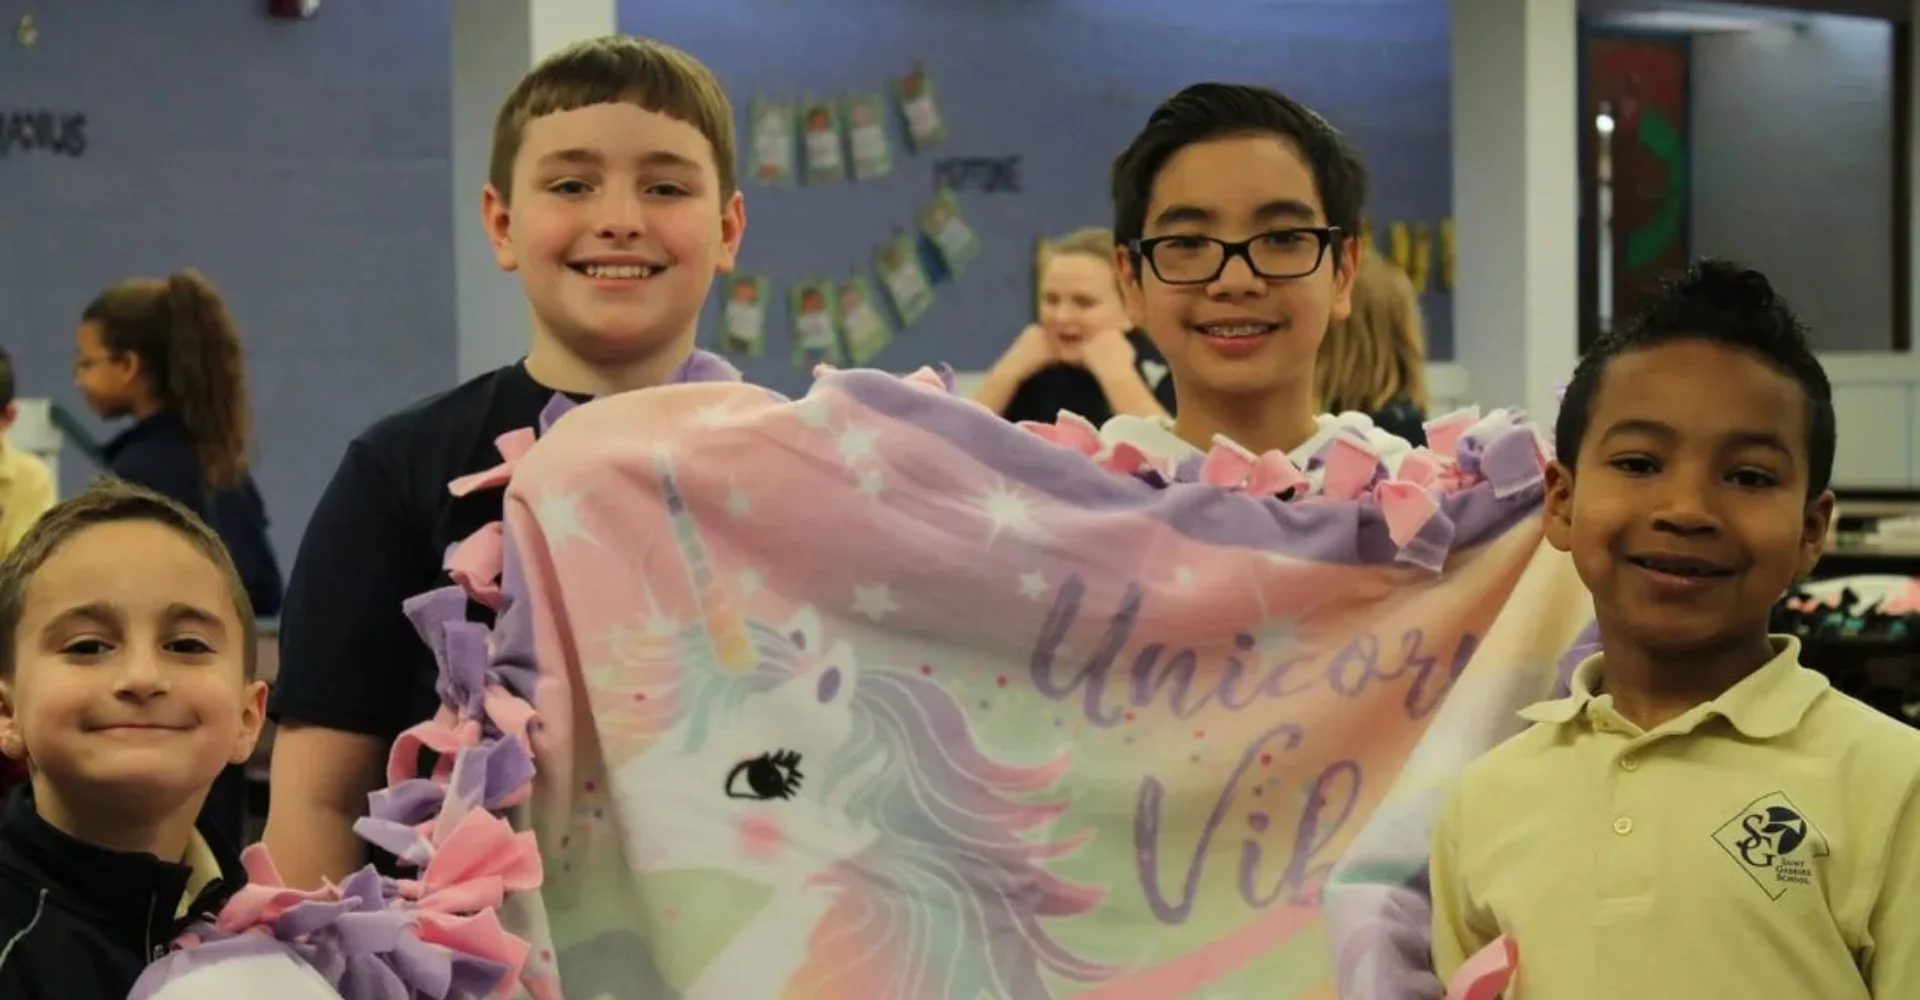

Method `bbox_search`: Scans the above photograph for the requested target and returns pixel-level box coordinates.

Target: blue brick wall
[631,0,1455,398]
[0,0,454,561]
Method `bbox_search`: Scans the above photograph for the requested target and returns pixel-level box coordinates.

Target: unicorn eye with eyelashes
[725,749,805,801]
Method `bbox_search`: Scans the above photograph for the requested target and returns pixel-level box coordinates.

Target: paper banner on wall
[838,273,894,364]
[1409,223,1433,294]
[800,99,846,185]
[920,187,979,276]
[896,62,948,151]
[845,91,894,180]
[790,278,846,369]
[749,98,796,187]
[721,274,769,358]
[875,232,934,327]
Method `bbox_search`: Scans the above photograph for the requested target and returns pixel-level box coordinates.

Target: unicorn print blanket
[134,358,1595,999]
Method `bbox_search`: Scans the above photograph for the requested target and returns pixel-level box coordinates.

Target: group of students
[0,29,1912,1000]
[0,273,282,849]
[978,220,1432,447]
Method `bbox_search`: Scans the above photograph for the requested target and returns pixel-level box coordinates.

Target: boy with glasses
[1103,83,1413,485]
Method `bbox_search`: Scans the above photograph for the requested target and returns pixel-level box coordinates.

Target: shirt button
[1613,816,1634,835]
[1620,755,1639,771]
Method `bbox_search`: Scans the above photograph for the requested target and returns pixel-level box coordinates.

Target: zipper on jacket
[144,893,160,961]
[0,889,46,974]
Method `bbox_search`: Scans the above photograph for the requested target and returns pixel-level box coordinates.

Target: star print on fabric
[980,479,1045,548]
[738,568,764,596]
[1019,571,1048,599]
[1174,566,1194,587]
[645,614,682,637]
[534,490,597,549]
[725,489,753,517]
[855,468,885,498]
[695,403,736,427]
[852,584,900,622]
[795,394,835,429]
[837,424,880,465]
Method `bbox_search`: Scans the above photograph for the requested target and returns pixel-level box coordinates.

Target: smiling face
[1119,133,1356,402]
[483,101,745,383]
[1038,253,1130,363]
[1545,339,1833,658]
[0,520,265,822]
[73,320,140,419]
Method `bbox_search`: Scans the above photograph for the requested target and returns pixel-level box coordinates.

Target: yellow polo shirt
[1431,636,1920,999]
[0,444,54,557]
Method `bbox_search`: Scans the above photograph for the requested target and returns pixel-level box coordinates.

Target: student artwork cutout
[722,274,769,358]
[735,60,985,360]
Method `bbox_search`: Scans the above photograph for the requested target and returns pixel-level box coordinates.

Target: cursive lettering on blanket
[1031,574,1477,925]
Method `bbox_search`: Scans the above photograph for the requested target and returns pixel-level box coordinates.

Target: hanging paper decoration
[837,274,893,364]
[790,278,845,369]
[874,232,935,327]
[721,274,769,358]
[749,98,796,187]
[844,91,894,180]
[920,187,980,276]
[800,99,846,185]
[896,62,948,151]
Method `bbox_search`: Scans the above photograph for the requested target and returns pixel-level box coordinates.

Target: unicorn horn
[654,452,757,674]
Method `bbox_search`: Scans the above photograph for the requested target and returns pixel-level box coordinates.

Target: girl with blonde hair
[1315,248,1430,444]
[974,227,1175,425]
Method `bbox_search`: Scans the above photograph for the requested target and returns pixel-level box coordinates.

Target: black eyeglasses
[1129,227,1342,285]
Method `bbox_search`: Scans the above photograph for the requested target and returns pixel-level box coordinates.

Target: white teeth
[580,264,660,279]
[1199,324,1273,339]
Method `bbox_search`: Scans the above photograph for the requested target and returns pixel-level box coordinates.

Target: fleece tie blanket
[134,356,1595,999]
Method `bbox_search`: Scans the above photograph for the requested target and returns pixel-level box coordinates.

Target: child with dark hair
[74,269,282,846]
[0,480,262,1000]
[1431,260,1920,997]
[1101,82,1414,485]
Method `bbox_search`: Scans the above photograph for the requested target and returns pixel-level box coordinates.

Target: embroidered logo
[1712,792,1829,900]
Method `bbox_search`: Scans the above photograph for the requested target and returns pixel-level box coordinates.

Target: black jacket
[0,785,245,1000]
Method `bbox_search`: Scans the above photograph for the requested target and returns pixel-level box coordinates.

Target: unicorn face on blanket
[612,607,876,884]
[600,454,1116,1000]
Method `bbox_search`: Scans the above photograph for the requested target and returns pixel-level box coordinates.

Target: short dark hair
[1110,83,1369,255]
[0,480,257,679]
[1554,259,1835,496]
[0,348,14,409]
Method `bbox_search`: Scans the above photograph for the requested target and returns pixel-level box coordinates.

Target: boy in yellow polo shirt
[1430,261,1920,999]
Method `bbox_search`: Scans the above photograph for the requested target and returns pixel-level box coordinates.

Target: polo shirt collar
[1518,635,1828,739]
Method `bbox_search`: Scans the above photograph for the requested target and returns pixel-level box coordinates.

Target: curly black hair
[1553,259,1835,496]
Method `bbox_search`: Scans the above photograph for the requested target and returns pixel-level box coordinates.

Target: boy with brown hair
[0,480,265,1000]
[263,35,747,888]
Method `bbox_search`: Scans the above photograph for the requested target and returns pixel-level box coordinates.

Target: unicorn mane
[795,667,1122,999]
